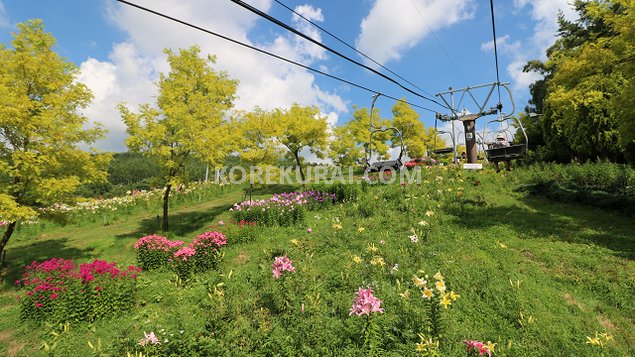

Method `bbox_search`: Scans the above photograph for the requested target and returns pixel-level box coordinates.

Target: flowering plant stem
[363,315,382,356]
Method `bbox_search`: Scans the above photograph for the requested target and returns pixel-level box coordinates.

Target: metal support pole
[463,119,478,163]
[450,89,458,164]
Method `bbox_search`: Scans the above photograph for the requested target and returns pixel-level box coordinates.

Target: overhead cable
[408,0,469,87]
[230,0,448,109]
[488,0,502,104]
[274,0,436,98]
[114,0,438,113]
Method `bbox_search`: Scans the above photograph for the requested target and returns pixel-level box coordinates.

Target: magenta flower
[463,340,492,356]
[349,287,384,316]
[307,227,313,233]
[272,255,296,279]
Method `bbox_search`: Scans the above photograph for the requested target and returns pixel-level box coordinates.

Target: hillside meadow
[0,165,633,356]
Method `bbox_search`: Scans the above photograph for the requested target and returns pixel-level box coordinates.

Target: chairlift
[365,94,405,173]
[432,112,456,157]
[480,84,528,162]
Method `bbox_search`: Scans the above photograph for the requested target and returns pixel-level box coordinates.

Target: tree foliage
[274,104,329,181]
[329,106,392,166]
[118,46,237,231]
[390,99,436,158]
[0,20,110,255]
[523,0,634,163]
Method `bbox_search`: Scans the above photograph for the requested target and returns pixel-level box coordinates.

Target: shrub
[16,258,141,324]
[169,247,197,281]
[189,231,227,271]
[134,234,185,270]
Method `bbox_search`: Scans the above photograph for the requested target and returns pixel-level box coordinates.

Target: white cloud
[0,1,9,28]
[480,0,578,94]
[80,0,347,151]
[356,0,476,65]
[78,42,158,151]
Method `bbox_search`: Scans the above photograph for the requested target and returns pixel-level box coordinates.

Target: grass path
[0,191,243,356]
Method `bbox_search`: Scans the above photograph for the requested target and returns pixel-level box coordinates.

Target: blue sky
[0,0,576,153]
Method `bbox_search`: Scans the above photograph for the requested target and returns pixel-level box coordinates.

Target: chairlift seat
[367,159,402,172]
[432,147,454,155]
[485,144,526,161]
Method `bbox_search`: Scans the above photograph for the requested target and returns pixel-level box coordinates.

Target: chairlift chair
[364,94,406,173]
[431,112,457,157]
[480,84,528,162]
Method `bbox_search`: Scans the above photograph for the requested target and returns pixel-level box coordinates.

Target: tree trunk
[293,150,306,183]
[162,184,171,232]
[0,221,17,260]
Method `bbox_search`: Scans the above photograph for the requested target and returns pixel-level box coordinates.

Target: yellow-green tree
[0,20,110,256]
[274,104,329,182]
[328,106,392,167]
[329,124,364,166]
[234,107,282,167]
[391,99,435,158]
[118,46,237,232]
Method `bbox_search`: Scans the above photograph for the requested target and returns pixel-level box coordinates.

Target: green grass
[0,168,633,356]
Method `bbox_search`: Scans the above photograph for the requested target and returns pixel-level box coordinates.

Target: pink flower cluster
[173,247,196,261]
[272,255,296,279]
[79,259,141,282]
[231,191,335,212]
[0,220,8,227]
[349,287,384,316]
[16,258,140,311]
[463,340,492,356]
[134,234,185,251]
[190,231,227,251]
[139,331,161,346]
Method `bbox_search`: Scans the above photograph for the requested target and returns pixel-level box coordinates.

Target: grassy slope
[0,170,633,356]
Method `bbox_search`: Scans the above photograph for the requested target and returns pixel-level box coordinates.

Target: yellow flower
[418,220,428,226]
[485,341,496,353]
[357,226,365,233]
[290,239,300,246]
[367,243,378,253]
[450,291,460,301]
[412,276,427,288]
[433,272,444,281]
[425,210,434,217]
[497,241,508,249]
[435,280,446,293]
[352,255,362,264]
[332,223,343,230]
[416,336,439,352]
[586,331,613,348]
[422,288,434,299]
[399,290,410,299]
[439,293,452,309]
[370,256,385,267]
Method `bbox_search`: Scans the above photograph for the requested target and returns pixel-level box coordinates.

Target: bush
[189,231,227,271]
[16,258,141,324]
[134,234,185,270]
[169,247,197,281]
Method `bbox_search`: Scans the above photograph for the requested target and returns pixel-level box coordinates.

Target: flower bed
[15,258,141,324]
[230,191,335,226]
[134,230,228,281]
